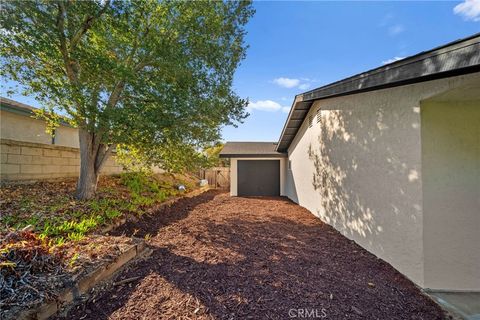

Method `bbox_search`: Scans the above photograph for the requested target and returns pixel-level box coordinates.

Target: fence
[200,167,230,189]
[0,139,123,183]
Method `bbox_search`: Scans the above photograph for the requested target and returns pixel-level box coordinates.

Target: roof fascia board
[219,153,287,158]
[0,103,34,117]
[1,98,74,128]
[276,34,480,152]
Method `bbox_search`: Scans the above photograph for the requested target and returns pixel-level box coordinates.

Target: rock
[21,225,34,232]
[351,306,363,315]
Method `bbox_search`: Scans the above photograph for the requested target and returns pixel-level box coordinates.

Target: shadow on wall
[300,52,480,246]
[303,96,424,258]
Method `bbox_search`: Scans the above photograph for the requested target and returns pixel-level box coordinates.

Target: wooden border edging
[15,239,151,320]
[11,186,211,320]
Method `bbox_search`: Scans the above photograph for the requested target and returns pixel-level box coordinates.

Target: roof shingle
[219,142,286,158]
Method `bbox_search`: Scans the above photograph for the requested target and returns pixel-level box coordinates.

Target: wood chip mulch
[59,190,448,320]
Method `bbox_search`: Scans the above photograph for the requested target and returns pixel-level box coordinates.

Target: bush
[120,172,150,195]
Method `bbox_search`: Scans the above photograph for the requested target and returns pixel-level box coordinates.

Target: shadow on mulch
[108,191,217,238]
[59,191,448,320]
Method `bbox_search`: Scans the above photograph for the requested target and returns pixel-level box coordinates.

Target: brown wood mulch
[59,190,448,320]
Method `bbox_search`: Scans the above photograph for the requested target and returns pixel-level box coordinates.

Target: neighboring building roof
[0,97,37,116]
[0,96,73,127]
[219,142,286,158]
[276,33,480,152]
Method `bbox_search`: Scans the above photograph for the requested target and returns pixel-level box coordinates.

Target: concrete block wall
[0,139,123,183]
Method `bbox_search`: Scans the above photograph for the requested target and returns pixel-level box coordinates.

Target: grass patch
[0,172,198,243]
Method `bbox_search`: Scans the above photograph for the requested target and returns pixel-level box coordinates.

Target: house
[0,97,123,182]
[1,97,79,148]
[220,142,287,196]
[1,97,167,183]
[220,34,480,293]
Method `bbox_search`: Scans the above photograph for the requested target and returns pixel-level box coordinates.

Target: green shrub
[2,171,197,243]
[39,216,99,240]
[121,172,149,195]
[105,209,121,220]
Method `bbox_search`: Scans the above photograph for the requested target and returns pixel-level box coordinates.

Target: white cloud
[273,77,315,90]
[379,13,394,27]
[273,77,300,88]
[382,56,405,65]
[454,0,480,21]
[298,83,311,90]
[388,24,405,36]
[247,100,282,112]
[247,100,292,113]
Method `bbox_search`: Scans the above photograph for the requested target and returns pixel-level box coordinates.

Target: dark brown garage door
[237,160,280,196]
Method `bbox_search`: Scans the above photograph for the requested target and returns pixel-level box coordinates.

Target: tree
[1,0,253,199]
[204,143,229,167]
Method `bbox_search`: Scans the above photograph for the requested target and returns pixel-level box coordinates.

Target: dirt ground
[60,190,448,320]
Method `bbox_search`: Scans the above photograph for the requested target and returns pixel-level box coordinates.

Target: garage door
[237,160,280,196]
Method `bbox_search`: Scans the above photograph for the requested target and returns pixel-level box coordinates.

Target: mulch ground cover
[0,173,198,318]
[60,190,448,320]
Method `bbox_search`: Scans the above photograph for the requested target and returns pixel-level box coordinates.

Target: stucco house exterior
[0,97,167,183]
[220,34,480,293]
[1,97,80,148]
[0,97,123,182]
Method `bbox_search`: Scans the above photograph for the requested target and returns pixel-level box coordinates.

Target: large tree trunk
[76,129,111,200]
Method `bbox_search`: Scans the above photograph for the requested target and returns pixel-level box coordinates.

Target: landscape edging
[14,239,150,320]
[11,186,212,320]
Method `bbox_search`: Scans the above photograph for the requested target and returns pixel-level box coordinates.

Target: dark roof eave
[0,97,74,128]
[219,153,287,158]
[276,33,480,153]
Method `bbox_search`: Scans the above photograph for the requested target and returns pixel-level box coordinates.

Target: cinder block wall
[0,139,123,183]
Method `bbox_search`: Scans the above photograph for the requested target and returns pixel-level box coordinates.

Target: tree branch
[56,1,77,84]
[95,143,115,172]
[70,0,111,51]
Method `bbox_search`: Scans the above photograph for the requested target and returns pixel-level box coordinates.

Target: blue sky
[222,0,480,142]
[3,1,480,143]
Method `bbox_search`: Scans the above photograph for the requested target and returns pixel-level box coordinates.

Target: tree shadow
[108,190,218,238]
[288,88,425,276]
[60,196,445,320]
[288,63,480,288]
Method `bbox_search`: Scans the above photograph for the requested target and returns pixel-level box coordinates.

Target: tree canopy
[1,0,254,198]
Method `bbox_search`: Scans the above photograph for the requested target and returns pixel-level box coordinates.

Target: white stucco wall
[421,98,480,291]
[230,157,287,196]
[0,110,79,148]
[1,110,52,145]
[285,73,480,288]
[53,125,80,148]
